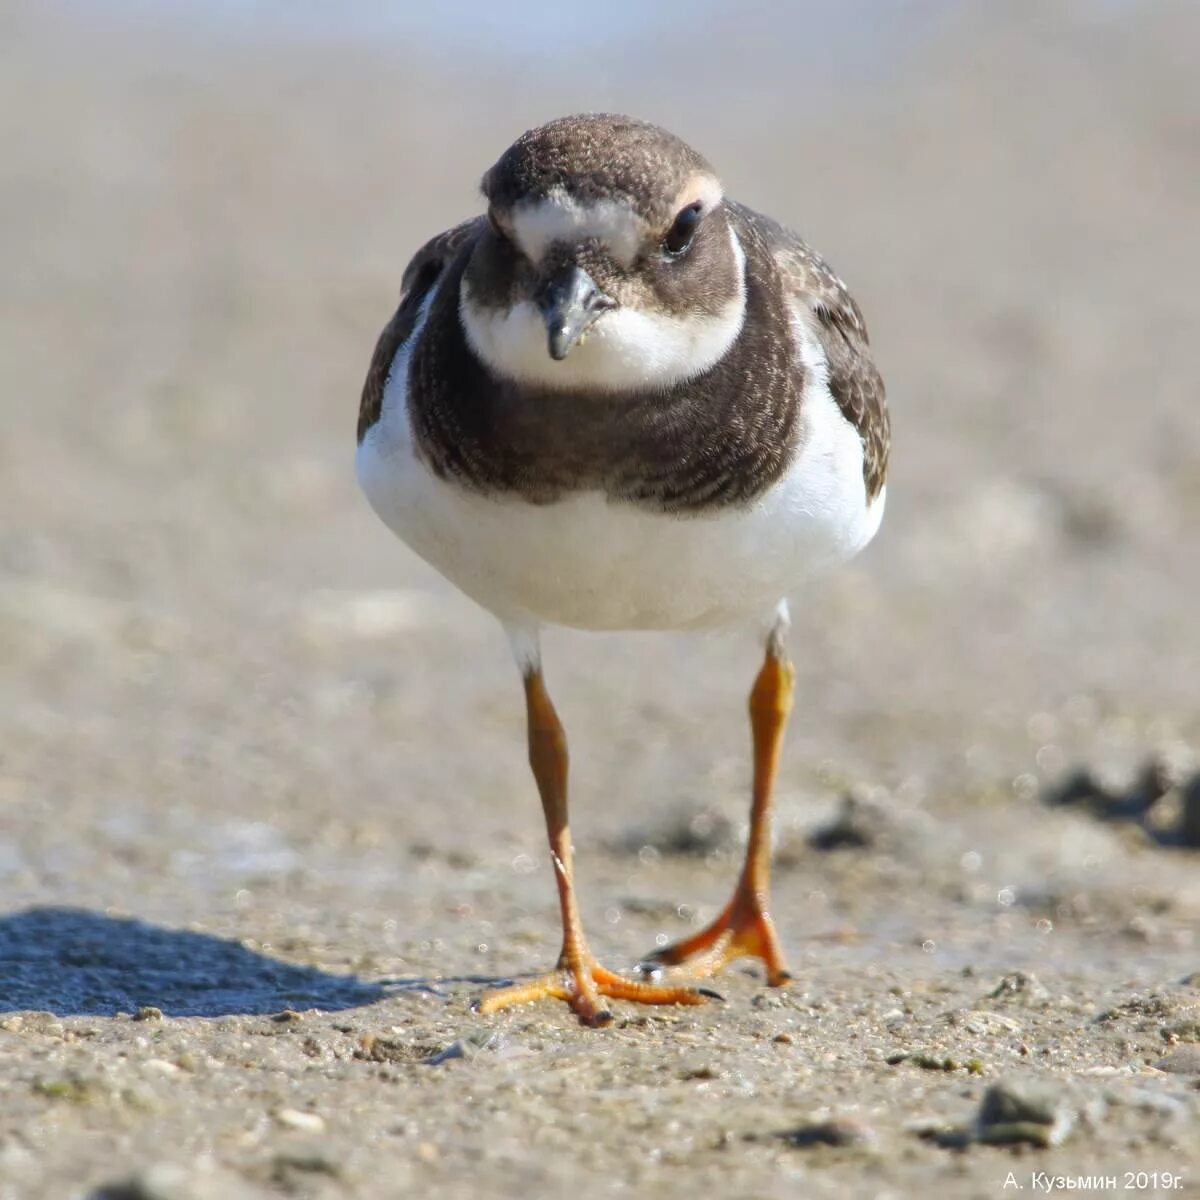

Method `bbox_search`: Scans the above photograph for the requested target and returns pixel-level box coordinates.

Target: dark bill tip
[540,266,615,360]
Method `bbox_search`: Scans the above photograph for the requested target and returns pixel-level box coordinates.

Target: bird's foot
[643,887,792,986]
[475,956,719,1027]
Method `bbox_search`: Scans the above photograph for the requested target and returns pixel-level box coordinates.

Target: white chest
[356,299,883,632]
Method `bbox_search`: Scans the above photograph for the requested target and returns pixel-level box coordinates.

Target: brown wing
[728,202,889,500]
[357,218,484,444]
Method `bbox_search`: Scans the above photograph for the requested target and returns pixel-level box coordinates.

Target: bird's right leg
[477,628,715,1026]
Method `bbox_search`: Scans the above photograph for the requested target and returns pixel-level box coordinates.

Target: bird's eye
[663,203,702,256]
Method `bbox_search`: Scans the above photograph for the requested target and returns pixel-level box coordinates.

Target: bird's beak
[539,266,616,361]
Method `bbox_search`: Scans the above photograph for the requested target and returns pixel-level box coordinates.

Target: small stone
[275,1107,326,1133]
[976,1080,1075,1147]
[1043,767,1108,811]
[909,1118,968,1146]
[1166,1009,1200,1042]
[143,1059,180,1075]
[415,1141,439,1163]
[1155,1046,1200,1075]
[808,793,902,852]
[356,1034,439,1064]
[613,804,737,859]
[90,1162,256,1200]
[910,1053,959,1072]
[89,1168,178,1200]
[271,1153,341,1183]
[133,1006,164,1022]
[33,1076,92,1103]
[987,971,1049,1003]
[784,1116,874,1148]
[773,1032,794,1044]
[949,1009,1023,1036]
[421,1031,503,1065]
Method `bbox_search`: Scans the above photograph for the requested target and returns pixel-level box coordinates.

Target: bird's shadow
[0,906,389,1018]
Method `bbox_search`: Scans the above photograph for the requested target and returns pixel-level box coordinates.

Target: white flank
[356,283,883,633]
[460,227,747,392]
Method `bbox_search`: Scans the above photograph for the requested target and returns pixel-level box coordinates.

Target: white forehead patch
[460,226,747,392]
[509,189,643,266]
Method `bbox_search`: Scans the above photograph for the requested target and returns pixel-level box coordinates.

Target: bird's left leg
[645,602,795,985]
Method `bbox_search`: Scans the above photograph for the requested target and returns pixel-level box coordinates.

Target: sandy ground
[3,2,1200,1197]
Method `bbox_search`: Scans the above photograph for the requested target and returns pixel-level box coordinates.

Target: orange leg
[477,668,716,1026]
[646,649,796,986]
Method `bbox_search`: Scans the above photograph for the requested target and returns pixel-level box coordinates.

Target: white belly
[355,301,884,632]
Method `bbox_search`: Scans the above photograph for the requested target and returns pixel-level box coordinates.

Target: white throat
[459,227,747,392]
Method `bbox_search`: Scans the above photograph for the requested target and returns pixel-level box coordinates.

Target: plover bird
[356,114,888,1026]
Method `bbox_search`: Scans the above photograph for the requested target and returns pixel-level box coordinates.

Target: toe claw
[646,897,792,987]
[698,987,725,1002]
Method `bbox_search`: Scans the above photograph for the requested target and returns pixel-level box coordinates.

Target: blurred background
[4,0,1200,940]
[3,2,1200,1193]
[6,0,1200,834]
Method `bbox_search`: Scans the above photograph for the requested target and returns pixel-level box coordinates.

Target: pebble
[808,793,907,853]
[986,972,1049,1004]
[1155,1046,1200,1075]
[88,1162,246,1200]
[614,803,737,859]
[421,1031,505,1065]
[275,1107,326,1133]
[784,1116,874,1148]
[975,1080,1077,1147]
[949,1009,1023,1036]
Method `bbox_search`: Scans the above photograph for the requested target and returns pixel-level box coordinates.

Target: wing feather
[728,202,889,499]
[357,218,483,443]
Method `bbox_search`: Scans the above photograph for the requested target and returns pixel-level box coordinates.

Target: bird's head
[459,114,747,392]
